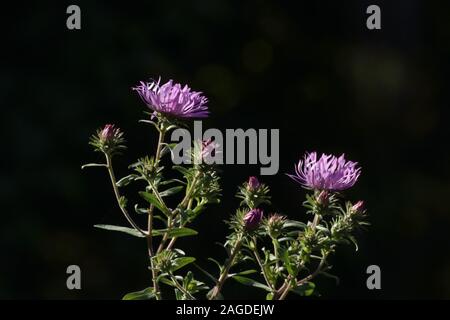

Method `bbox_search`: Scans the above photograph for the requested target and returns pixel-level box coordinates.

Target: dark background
[1,0,449,299]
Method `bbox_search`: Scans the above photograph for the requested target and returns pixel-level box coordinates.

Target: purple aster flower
[288,152,361,191]
[247,176,261,190]
[243,208,264,231]
[133,78,209,119]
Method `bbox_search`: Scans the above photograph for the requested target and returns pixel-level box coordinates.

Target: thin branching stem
[209,235,243,300]
[147,128,166,300]
[105,153,146,236]
[252,237,275,291]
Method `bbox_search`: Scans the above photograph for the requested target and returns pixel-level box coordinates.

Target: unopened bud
[351,200,365,213]
[267,213,286,238]
[100,124,118,142]
[243,208,264,231]
[247,176,261,190]
[316,190,329,206]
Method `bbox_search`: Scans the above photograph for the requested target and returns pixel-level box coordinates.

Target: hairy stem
[170,274,196,300]
[311,213,320,230]
[252,237,275,291]
[276,255,327,300]
[209,236,243,300]
[105,154,146,236]
[157,175,198,254]
[147,128,166,299]
[165,199,193,251]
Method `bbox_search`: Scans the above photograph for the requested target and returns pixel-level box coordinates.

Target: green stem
[105,154,146,236]
[157,174,199,254]
[170,274,196,300]
[311,213,320,230]
[146,128,166,300]
[165,199,194,251]
[147,212,161,300]
[156,216,172,253]
[272,238,281,270]
[209,236,243,300]
[252,237,275,291]
[276,255,327,300]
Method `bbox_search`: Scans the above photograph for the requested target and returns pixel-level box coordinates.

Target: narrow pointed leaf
[292,282,315,297]
[232,275,271,292]
[94,224,145,238]
[159,186,184,198]
[172,257,196,272]
[122,287,155,300]
[150,227,198,238]
[139,191,170,216]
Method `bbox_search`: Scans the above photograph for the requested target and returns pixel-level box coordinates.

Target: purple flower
[100,124,119,142]
[243,208,264,231]
[133,78,209,119]
[288,152,361,191]
[247,176,261,190]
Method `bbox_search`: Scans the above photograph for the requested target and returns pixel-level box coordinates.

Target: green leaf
[122,287,155,300]
[172,257,196,272]
[151,227,198,238]
[175,288,183,300]
[160,178,186,186]
[266,292,274,300]
[159,186,184,197]
[138,119,159,130]
[160,143,178,158]
[278,237,295,242]
[208,257,223,272]
[184,271,194,287]
[194,263,218,284]
[81,163,107,169]
[116,174,137,187]
[284,220,306,229]
[172,165,189,176]
[348,235,359,251]
[229,269,258,277]
[160,276,181,287]
[94,224,145,238]
[167,227,198,238]
[139,191,170,216]
[292,282,315,297]
[282,250,296,276]
[134,204,148,215]
[232,275,272,292]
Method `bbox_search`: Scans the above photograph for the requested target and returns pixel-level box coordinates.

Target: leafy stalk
[208,235,243,300]
[147,127,166,300]
[105,153,146,236]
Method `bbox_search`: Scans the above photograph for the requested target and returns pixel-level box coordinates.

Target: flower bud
[89,124,126,155]
[316,190,329,206]
[100,124,117,142]
[351,201,365,213]
[247,176,261,190]
[243,208,264,231]
[268,213,285,228]
[266,213,286,238]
